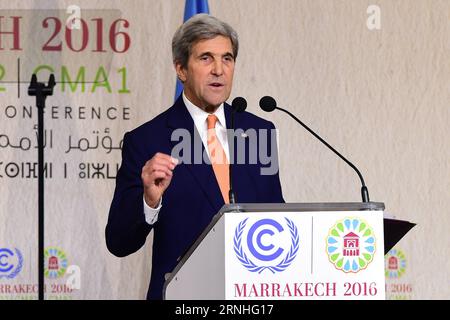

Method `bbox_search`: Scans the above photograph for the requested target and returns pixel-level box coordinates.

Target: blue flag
[175,0,210,101]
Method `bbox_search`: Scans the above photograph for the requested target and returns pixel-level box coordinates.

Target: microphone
[231,96,247,112]
[228,97,247,204]
[259,96,370,203]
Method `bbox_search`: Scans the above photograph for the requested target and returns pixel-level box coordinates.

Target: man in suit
[106,14,284,300]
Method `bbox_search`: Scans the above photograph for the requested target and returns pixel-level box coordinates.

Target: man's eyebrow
[223,52,234,59]
[197,51,234,59]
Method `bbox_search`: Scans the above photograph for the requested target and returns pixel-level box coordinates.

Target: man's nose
[211,60,223,76]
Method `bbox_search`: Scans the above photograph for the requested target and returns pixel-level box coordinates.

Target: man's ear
[175,62,187,83]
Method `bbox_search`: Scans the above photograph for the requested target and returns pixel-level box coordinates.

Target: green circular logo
[44,247,68,279]
[326,217,376,273]
[385,248,406,279]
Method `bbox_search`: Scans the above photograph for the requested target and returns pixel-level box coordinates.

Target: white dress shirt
[143,92,229,225]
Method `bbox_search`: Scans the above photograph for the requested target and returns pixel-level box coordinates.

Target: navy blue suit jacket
[106,96,284,299]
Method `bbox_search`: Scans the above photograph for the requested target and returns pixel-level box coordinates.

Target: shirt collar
[182,91,227,129]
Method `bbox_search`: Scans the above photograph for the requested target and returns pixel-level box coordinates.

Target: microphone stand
[228,109,237,204]
[276,106,370,203]
[227,97,248,209]
[28,74,56,300]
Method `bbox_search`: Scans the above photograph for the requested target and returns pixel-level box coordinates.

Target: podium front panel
[164,203,389,300]
[224,211,385,300]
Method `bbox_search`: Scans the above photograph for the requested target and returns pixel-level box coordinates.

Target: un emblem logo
[0,248,24,279]
[233,218,299,274]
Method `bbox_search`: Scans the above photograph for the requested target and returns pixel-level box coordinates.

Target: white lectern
[163,202,414,300]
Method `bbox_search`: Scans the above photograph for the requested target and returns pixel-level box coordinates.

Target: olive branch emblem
[0,248,23,279]
[233,218,299,274]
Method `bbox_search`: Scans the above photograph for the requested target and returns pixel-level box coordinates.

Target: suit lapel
[167,97,224,213]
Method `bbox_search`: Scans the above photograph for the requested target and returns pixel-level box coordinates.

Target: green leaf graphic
[363,253,372,261]
[331,253,339,262]
[359,258,366,268]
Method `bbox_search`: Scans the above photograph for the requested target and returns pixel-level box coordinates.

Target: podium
[163,203,415,300]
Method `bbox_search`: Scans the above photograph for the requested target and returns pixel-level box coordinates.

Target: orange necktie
[207,114,229,203]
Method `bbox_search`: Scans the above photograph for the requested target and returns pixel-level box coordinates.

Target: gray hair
[172,14,239,69]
